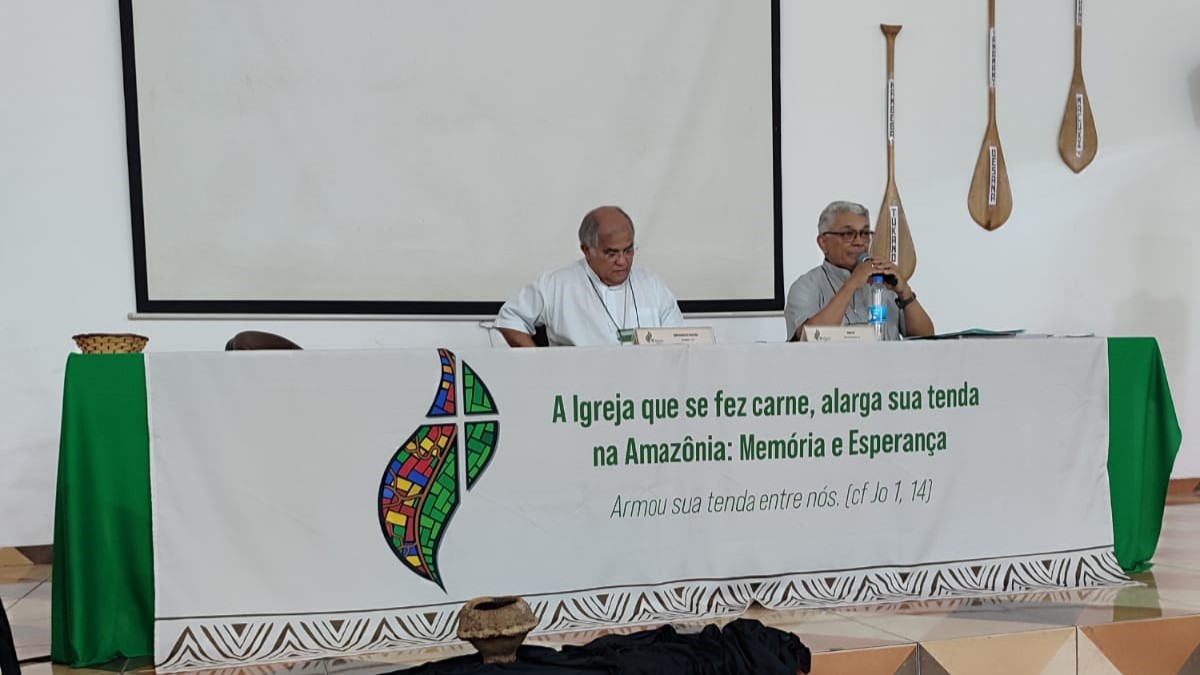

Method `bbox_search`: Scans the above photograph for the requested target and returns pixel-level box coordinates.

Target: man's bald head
[579,205,636,286]
[578,206,634,248]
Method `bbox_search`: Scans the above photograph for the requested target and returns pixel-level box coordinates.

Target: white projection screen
[122,0,782,315]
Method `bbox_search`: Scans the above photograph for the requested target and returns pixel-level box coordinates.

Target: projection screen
[122,0,782,314]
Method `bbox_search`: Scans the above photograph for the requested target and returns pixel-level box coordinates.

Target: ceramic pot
[456,596,537,664]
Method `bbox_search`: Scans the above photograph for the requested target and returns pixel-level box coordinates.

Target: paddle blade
[873,188,916,280]
[1058,79,1098,172]
[967,128,1013,230]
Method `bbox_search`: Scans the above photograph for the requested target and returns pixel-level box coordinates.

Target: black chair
[225,331,303,351]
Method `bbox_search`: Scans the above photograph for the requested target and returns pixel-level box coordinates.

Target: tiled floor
[6,496,1200,674]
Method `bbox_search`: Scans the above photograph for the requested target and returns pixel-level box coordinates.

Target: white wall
[1,0,1196,545]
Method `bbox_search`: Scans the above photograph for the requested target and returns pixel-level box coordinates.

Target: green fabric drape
[1107,337,1184,573]
[49,339,1183,666]
[51,354,154,666]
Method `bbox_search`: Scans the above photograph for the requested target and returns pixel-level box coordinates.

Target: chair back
[225,330,302,351]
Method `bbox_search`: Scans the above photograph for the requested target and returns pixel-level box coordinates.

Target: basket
[72,333,150,354]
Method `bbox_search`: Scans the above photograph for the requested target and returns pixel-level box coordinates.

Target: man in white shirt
[495,206,685,347]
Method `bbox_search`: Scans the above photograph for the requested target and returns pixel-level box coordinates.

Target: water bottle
[868,274,887,341]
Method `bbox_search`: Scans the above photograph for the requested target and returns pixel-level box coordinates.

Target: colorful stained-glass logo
[377,349,499,590]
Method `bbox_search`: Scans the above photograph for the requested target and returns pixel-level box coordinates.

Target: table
[51,337,1181,668]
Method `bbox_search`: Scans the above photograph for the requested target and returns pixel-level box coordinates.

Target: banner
[148,339,1124,670]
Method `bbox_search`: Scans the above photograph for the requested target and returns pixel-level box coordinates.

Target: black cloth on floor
[388,618,810,675]
[0,601,20,675]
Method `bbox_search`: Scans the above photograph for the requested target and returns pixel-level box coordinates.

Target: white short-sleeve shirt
[495,259,685,347]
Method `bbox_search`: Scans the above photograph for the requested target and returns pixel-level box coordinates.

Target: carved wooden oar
[871,24,917,279]
[1058,0,1098,172]
[967,0,1013,230]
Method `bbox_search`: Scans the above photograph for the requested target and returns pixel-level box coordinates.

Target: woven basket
[72,333,150,354]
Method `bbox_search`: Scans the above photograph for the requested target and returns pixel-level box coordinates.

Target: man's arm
[872,261,934,337]
[497,327,538,348]
[898,295,934,337]
[494,280,546,347]
[796,284,857,339]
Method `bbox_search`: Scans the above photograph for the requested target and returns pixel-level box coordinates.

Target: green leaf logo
[377,349,500,590]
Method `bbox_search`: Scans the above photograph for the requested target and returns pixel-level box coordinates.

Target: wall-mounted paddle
[967,0,1013,230]
[871,24,917,280]
[1058,0,1098,172]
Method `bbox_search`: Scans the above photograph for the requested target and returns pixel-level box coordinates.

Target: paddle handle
[1074,0,1083,72]
[988,0,997,121]
[881,24,901,179]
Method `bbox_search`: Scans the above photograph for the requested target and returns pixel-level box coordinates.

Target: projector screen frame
[120,0,784,316]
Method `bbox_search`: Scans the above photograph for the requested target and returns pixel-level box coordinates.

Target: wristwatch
[896,292,917,309]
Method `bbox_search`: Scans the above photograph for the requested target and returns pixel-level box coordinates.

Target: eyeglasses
[823,229,874,242]
[601,245,637,261]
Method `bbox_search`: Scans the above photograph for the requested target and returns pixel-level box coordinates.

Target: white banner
[148,339,1122,670]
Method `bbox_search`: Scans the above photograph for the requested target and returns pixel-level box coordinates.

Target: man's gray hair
[817,201,870,234]
[578,206,635,248]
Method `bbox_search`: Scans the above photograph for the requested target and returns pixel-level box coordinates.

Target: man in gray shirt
[784,201,935,341]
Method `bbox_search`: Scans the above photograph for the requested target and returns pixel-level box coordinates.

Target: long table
[51,337,1181,669]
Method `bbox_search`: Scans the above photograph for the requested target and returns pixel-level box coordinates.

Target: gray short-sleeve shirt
[784,261,906,340]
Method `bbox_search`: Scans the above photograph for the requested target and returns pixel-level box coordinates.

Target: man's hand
[846,255,878,291]
[871,260,913,300]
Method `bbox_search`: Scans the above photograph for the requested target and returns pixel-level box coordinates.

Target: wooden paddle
[967,0,1013,230]
[1058,0,1098,172]
[871,24,917,280]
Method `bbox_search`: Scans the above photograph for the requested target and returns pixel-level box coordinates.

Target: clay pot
[456,596,538,664]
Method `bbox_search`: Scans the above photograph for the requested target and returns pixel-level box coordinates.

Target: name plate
[632,327,716,345]
[800,325,878,343]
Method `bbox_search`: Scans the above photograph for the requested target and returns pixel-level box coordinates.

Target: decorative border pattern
[155,547,1128,672]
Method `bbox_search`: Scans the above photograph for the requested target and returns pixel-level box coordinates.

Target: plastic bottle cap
[870,274,885,283]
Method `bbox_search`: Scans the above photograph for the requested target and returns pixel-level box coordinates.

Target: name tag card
[632,327,716,345]
[800,325,878,343]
